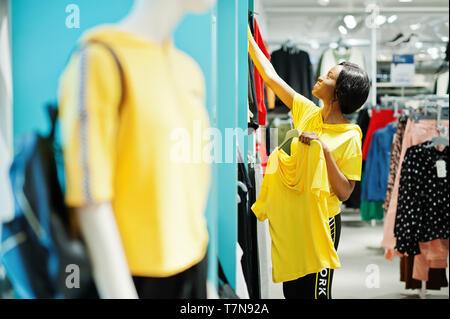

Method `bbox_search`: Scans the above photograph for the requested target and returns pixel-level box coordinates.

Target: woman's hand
[299,132,329,153]
[300,131,355,201]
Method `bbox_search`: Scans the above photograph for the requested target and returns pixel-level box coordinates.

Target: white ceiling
[256,0,449,61]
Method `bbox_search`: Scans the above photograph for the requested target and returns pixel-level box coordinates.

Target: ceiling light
[330,42,338,49]
[344,15,357,29]
[399,0,413,3]
[410,23,421,31]
[415,42,423,49]
[318,0,330,6]
[310,41,320,50]
[376,15,387,26]
[338,25,348,35]
[428,47,439,55]
[388,15,398,24]
[442,36,449,42]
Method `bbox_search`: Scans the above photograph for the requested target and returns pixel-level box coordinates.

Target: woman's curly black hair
[334,61,371,114]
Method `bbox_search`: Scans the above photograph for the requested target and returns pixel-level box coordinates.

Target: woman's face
[312,65,343,102]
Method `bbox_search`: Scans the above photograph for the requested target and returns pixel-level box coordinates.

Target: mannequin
[74,0,216,299]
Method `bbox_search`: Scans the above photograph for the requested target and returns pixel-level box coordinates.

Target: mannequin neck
[117,0,184,46]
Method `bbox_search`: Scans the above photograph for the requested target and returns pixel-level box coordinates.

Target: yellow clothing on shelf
[58,26,211,277]
[292,94,363,218]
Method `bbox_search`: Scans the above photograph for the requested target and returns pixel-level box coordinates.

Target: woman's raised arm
[248,27,296,110]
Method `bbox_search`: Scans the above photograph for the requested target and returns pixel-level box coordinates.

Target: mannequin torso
[73,0,216,299]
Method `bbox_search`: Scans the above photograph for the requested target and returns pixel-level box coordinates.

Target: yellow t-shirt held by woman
[252,93,362,283]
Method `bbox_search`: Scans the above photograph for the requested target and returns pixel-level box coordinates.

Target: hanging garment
[413,239,449,282]
[383,117,408,213]
[0,0,13,152]
[318,47,366,78]
[394,141,449,256]
[235,244,250,299]
[252,19,271,126]
[251,139,339,283]
[344,109,371,209]
[270,48,315,112]
[0,0,14,234]
[382,119,450,261]
[361,123,397,202]
[435,71,449,95]
[282,214,341,300]
[400,255,448,290]
[237,151,260,299]
[59,27,211,277]
[360,199,384,221]
[362,109,396,161]
[0,136,14,227]
[360,118,391,221]
[248,55,259,131]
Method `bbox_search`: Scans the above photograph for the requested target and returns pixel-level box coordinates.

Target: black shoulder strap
[79,40,126,114]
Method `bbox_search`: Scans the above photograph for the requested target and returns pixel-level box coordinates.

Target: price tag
[436,160,447,178]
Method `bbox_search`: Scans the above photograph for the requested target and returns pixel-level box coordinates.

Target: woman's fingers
[300,135,310,145]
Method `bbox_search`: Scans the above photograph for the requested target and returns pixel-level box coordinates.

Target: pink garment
[382,119,449,260]
[413,240,449,281]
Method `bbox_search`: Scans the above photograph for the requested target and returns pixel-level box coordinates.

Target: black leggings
[132,255,207,299]
[282,214,342,299]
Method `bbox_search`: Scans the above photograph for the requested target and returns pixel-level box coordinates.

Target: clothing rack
[368,95,449,119]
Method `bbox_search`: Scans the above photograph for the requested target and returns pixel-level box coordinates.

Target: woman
[248,29,370,299]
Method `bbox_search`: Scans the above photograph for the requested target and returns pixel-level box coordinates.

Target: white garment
[436,71,449,95]
[319,47,366,77]
[0,0,14,245]
[0,136,14,230]
[235,243,250,299]
[0,0,13,151]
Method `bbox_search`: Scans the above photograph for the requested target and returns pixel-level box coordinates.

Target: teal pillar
[216,0,248,289]
[175,7,219,288]
[11,0,134,140]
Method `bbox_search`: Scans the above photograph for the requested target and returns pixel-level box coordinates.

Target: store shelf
[376,82,429,88]
[377,57,433,63]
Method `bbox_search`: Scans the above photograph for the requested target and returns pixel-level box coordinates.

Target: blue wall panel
[11,0,134,139]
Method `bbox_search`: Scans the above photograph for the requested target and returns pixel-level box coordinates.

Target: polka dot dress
[394,141,449,256]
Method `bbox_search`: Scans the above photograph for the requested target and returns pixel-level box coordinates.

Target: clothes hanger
[427,135,449,147]
[425,104,450,148]
[278,128,300,150]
